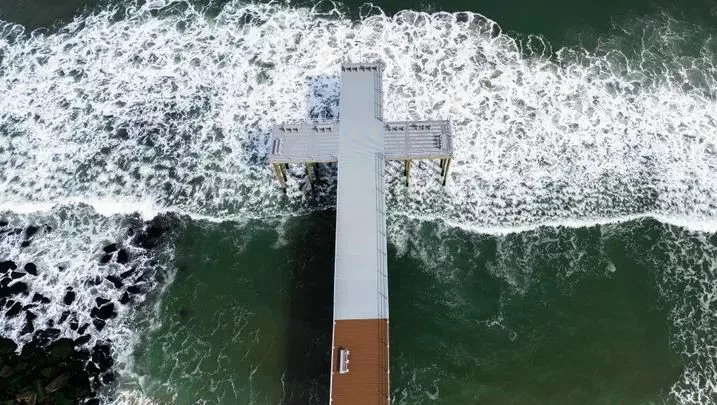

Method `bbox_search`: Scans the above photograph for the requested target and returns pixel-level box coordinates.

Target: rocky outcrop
[0,335,107,404]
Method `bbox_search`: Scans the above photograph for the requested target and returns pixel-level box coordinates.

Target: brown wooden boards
[330,319,389,405]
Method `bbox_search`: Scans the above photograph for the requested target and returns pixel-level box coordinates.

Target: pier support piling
[442,158,451,186]
[305,162,316,184]
[273,163,287,189]
[405,160,411,187]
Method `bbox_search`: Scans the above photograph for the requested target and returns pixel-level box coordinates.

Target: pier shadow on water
[281,210,336,405]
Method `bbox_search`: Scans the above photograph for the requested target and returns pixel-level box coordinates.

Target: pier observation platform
[269,62,453,405]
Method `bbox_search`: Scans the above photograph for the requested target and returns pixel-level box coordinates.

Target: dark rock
[33,328,61,347]
[49,338,75,359]
[63,290,76,305]
[116,249,129,264]
[0,260,17,273]
[74,334,91,346]
[91,302,116,320]
[23,262,37,275]
[32,293,51,304]
[20,317,34,335]
[22,303,37,310]
[106,275,123,288]
[126,285,142,294]
[45,372,70,393]
[92,318,105,331]
[132,217,168,249]
[0,364,12,378]
[91,344,112,372]
[45,319,54,327]
[1,277,10,287]
[77,323,89,335]
[0,337,17,355]
[120,267,135,279]
[25,311,37,321]
[5,301,21,317]
[25,225,39,237]
[115,127,129,139]
[119,292,130,304]
[20,239,31,247]
[58,310,72,324]
[86,399,100,405]
[0,220,7,227]
[95,297,110,307]
[73,348,91,361]
[103,243,118,253]
[85,361,100,375]
[69,319,79,330]
[9,270,26,279]
[100,254,113,264]
[15,391,36,404]
[8,281,28,295]
[101,372,115,384]
[87,275,103,286]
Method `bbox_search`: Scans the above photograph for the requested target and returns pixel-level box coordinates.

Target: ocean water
[1,0,716,403]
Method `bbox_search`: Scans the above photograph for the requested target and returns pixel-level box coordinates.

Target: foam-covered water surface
[0,0,715,231]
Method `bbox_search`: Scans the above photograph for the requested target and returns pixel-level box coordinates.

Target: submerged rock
[74,334,91,346]
[91,344,112,372]
[6,301,22,317]
[63,290,75,305]
[118,292,130,305]
[105,275,123,289]
[92,319,105,332]
[119,267,135,279]
[24,263,37,276]
[116,249,129,264]
[0,260,17,273]
[132,217,170,249]
[99,254,113,264]
[24,226,39,238]
[90,302,116,320]
[9,271,26,279]
[58,310,71,324]
[8,281,28,296]
[126,285,142,294]
[102,243,118,254]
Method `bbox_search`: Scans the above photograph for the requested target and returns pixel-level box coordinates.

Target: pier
[269,62,453,405]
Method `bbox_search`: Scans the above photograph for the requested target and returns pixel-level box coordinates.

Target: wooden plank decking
[330,319,390,405]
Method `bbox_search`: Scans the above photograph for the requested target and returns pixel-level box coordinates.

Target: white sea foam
[0,0,715,234]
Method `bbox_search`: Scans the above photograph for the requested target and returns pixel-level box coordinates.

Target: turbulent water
[1,0,717,403]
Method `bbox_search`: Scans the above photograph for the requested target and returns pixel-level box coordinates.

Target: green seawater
[126,214,708,404]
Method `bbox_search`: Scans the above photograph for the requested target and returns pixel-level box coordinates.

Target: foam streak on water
[0,0,715,233]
